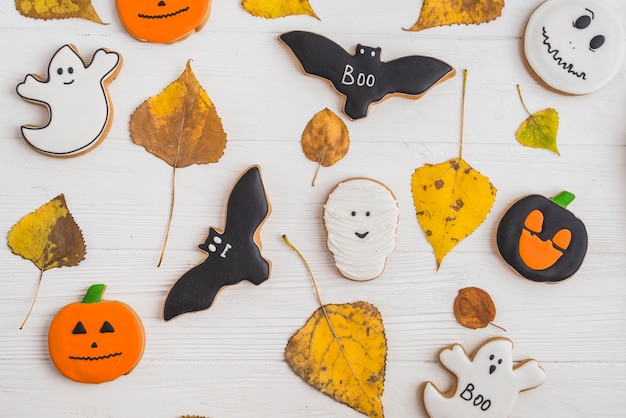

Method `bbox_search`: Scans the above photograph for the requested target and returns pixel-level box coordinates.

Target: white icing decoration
[423,338,546,418]
[524,0,625,94]
[323,178,399,281]
[16,45,121,156]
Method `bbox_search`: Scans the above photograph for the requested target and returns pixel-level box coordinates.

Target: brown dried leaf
[407,0,504,32]
[15,0,104,24]
[453,287,497,329]
[301,108,349,186]
[130,60,227,265]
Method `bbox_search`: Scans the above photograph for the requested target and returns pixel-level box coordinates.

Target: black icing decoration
[279,31,456,120]
[163,166,271,320]
[496,193,587,283]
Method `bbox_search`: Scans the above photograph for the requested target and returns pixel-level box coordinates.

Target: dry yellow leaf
[516,85,559,155]
[411,158,496,268]
[286,301,386,418]
[8,194,86,328]
[407,0,504,32]
[242,0,318,19]
[301,108,350,186]
[130,60,227,266]
[15,0,103,24]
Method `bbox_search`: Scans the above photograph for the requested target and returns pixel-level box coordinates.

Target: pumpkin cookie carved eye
[72,321,87,334]
[100,321,115,333]
[524,209,543,233]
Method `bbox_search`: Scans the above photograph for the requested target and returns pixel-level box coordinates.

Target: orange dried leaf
[453,287,496,329]
[242,0,318,19]
[407,0,504,32]
[8,194,86,328]
[130,60,227,265]
[301,108,350,186]
[286,302,386,418]
[15,0,104,24]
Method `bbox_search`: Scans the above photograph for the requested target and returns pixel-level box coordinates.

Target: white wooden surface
[1,1,625,417]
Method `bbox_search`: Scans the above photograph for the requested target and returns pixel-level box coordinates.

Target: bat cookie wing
[380,56,455,97]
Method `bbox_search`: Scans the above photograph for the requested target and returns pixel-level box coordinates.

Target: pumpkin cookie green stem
[82,284,106,304]
[550,191,576,209]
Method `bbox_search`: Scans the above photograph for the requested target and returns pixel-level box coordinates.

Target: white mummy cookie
[524,0,625,95]
[323,178,399,281]
[422,337,546,418]
[16,45,122,157]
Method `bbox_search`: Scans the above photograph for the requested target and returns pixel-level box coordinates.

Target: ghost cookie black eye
[57,68,63,75]
[351,211,356,216]
[366,211,371,216]
[68,67,74,74]
[573,15,591,29]
[589,35,605,51]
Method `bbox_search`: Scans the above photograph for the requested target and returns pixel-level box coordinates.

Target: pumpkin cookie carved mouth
[69,352,122,361]
[138,7,189,19]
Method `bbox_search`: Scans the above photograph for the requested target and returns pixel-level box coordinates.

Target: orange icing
[519,229,565,270]
[116,0,211,44]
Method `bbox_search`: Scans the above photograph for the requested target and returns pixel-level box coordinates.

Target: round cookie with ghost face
[523,0,625,95]
[323,178,399,281]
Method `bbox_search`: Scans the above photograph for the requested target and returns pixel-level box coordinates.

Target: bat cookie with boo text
[279,31,456,120]
[163,165,271,321]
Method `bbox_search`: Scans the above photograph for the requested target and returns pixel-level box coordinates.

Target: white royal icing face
[524,0,625,95]
[16,45,121,156]
[323,178,399,281]
[423,338,546,418]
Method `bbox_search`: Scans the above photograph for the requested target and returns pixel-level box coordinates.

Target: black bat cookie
[163,166,271,321]
[279,31,456,120]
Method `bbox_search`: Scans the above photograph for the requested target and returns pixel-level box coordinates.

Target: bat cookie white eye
[208,244,217,252]
[370,51,375,57]
[213,236,222,244]
[360,48,365,55]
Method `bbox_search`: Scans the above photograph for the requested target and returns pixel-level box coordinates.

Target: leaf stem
[282,235,325,307]
[489,322,508,332]
[158,163,177,267]
[459,69,468,160]
[516,84,533,117]
[19,265,44,329]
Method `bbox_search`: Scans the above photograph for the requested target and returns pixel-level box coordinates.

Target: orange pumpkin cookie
[116,0,212,43]
[48,284,145,384]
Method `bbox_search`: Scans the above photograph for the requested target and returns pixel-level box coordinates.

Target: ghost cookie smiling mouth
[523,0,624,94]
[323,178,399,281]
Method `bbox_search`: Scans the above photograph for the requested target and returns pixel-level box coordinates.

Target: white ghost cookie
[16,45,122,157]
[524,0,625,95]
[323,178,399,281]
[422,337,545,418]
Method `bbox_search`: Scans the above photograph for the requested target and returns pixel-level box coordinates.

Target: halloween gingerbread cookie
[16,45,121,157]
[48,284,145,384]
[323,178,399,281]
[164,165,271,320]
[422,337,545,418]
[279,31,455,120]
[523,0,625,95]
[116,0,212,43]
[496,191,588,283]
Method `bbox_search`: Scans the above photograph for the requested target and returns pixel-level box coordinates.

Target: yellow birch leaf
[285,301,386,418]
[15,0,104,24]
[411,158,496,268]
[407,0,504,32]
[130,60,227,266]
[301,108,350,186]
[8,194,86,328]
[516,85,559,155]
[242,0,318,19]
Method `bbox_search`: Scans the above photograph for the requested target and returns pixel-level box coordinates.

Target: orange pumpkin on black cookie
[116,0,211,43]
[496,191,587,283]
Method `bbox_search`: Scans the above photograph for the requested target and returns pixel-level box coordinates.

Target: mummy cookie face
[116,0,211,43]
[422,337,545,418]
[16,45,121,157]
[323,178,399,281]
[524,0,625,94]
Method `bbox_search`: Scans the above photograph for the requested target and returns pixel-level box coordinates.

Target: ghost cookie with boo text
[16,44,121,157]
[523,0,625,94]
[422,337,545,418]
[323,178,399,281]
